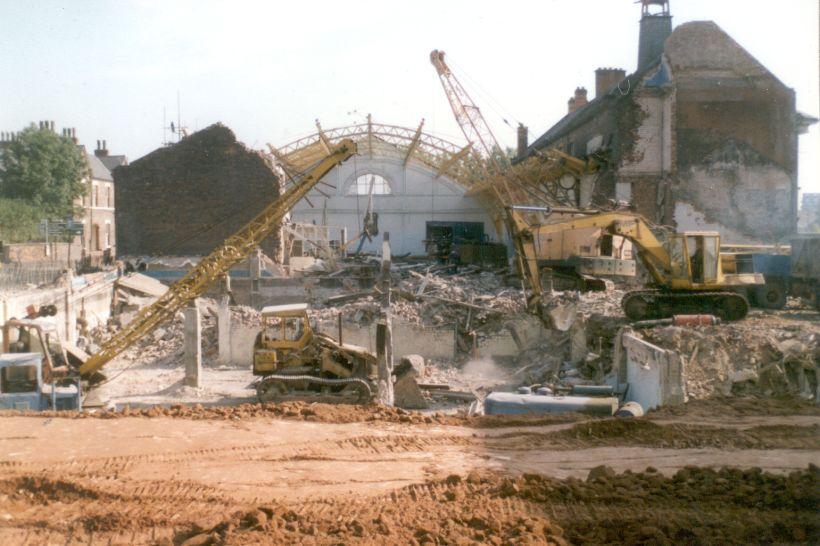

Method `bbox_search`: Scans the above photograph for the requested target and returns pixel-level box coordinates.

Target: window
[667,236,688,281]
[106,185,112,207]
[92,224,101,251]
[1,365,37,394]
[347,173,392,196]
[92,184,98,207]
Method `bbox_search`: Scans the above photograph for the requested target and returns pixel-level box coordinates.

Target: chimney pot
[572,87,589,112]
[94,139,109,157]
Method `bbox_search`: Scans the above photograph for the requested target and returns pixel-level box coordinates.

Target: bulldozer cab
[258,304,312,350]
[667,233,720,288]
[254,303,313,375]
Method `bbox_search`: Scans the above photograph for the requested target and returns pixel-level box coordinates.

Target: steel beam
[403,119,425,166]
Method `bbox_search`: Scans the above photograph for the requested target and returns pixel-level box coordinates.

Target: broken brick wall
[114,124,282,257]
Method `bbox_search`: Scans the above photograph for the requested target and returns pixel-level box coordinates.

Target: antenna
[163,92,188,144]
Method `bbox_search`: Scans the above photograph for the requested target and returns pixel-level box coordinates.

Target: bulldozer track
[256,374,374,403]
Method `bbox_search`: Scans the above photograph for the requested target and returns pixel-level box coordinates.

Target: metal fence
[0,262,66,291]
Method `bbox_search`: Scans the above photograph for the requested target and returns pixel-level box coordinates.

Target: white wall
[291,157,495,256]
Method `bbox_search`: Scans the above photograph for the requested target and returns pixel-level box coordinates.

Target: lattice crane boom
[79,140,358,379]
[429,50,510,174]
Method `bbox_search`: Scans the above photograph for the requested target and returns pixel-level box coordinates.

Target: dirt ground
[1,397,818,545]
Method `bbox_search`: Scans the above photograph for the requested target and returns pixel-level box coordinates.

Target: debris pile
[92,299,261,370]
[315,267,525,334]
[640,313,819,399]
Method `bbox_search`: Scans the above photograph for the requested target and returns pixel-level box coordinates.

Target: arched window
[347,173,392,196]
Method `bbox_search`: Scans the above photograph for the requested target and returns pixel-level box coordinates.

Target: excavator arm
[79,139,358,379]
[505,206,549,321]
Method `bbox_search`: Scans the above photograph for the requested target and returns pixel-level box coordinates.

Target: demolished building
[274,117,496,257]
[520,0,817,244]
[113,124,283,258]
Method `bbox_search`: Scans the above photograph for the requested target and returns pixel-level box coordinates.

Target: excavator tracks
[622,289,750,321]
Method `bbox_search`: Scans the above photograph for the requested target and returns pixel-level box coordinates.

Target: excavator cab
[666,233,720,288]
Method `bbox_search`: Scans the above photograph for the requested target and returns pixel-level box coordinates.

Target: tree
[0,125,88,218]
[0,198,42,242]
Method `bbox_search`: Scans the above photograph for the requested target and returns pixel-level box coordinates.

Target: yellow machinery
[252,303,376,402]
[506,206,764,321]
[79,140,358,382]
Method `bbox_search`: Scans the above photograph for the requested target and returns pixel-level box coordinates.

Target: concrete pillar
[569,316,588,365]
[376,233,394,406]
[376,314,394,406]
[217,295,232,364]
[63,269,75,344]
[184,300,202,388]
[249,248,262,307]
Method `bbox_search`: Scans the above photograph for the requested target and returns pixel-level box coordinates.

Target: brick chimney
[516,123,528,157]
[595,68,627,98]
[94,139,108,157]
[568,87,588,114]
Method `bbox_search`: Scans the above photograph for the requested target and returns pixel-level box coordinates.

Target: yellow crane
[506,206,763,322]
[429,49,600,211]
[79,140,358,380]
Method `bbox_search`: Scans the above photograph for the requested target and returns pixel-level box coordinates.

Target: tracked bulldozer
[251,304,427,406]
[252,303,377,403]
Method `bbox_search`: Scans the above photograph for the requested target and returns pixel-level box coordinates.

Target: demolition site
[0,1,818,544]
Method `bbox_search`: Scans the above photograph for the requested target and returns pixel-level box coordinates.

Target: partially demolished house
[113,124,283,258]
[520,0,817,243]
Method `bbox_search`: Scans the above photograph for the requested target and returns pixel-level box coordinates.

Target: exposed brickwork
[525,20,803,241]
[114,124,281,256]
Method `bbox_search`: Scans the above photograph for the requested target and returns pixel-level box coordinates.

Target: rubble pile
[91,300,261,370]
[640,314,819,399]
[315,268,525,334]
[512,290,628,387]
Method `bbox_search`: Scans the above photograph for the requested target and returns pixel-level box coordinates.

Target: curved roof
[269,117,475,188]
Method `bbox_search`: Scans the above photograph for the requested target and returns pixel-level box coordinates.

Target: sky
[1,0,818,196]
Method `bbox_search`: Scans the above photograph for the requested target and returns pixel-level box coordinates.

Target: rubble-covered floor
[92,266,818,411]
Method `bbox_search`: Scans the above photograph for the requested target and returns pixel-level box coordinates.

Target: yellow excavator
[506,206,764,322]
[78,140,358,383]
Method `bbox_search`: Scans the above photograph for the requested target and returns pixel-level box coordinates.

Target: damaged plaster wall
[666,21,798,242]
[673,156,793,243]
